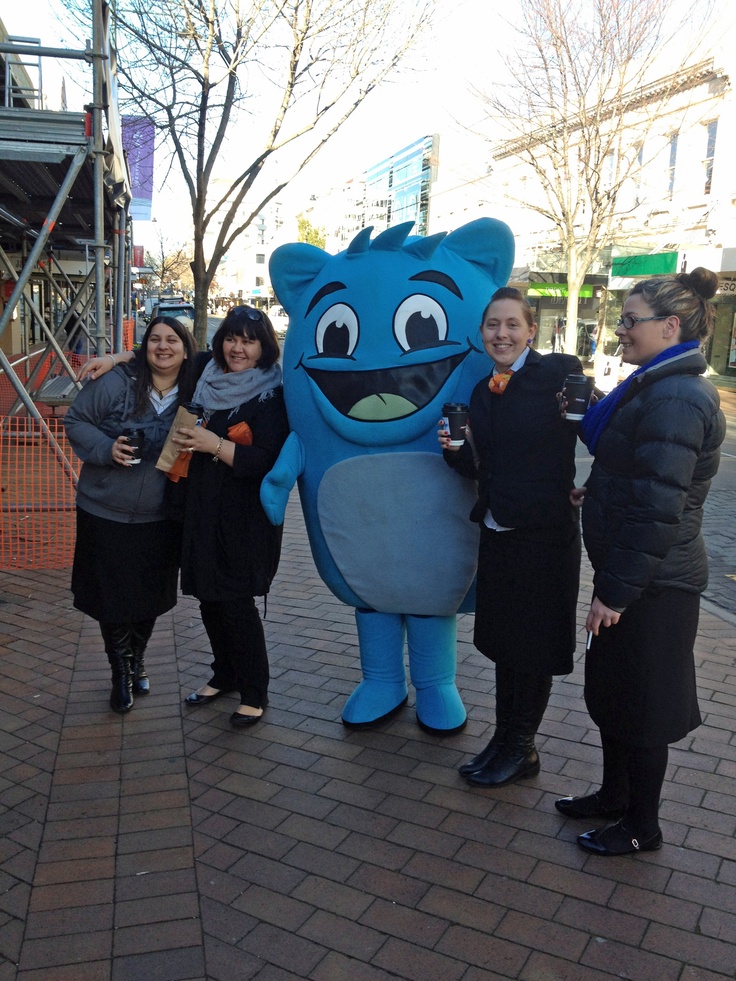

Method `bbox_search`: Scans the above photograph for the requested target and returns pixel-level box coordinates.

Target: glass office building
[363,135,439,237]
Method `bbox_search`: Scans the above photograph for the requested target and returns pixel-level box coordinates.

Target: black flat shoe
[184,689,227,706]
[577,821,663,856]
[555,792,626,821]
[229,710,264,728]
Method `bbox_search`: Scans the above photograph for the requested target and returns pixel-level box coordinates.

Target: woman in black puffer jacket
[555,267,726,857]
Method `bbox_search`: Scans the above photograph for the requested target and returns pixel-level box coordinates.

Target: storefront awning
[610,253,678,277]
[526,285,594,298]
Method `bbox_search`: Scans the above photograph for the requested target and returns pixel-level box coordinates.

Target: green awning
[610,253,678,276]
[527,284,594,297]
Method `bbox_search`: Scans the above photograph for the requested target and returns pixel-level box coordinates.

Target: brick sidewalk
[1,499,736,980]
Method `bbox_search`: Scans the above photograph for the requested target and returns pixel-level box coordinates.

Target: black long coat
[446,351,582,674]
[179,386,289,603]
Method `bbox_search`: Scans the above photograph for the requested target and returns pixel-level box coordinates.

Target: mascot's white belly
[317,452,479,616]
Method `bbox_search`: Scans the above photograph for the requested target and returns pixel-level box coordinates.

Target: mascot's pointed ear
[404,231,447,260]
[442,218,515,287]
[269,244,331,313]
[370,222,415,252]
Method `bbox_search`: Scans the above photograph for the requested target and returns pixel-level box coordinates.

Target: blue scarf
[580,340,700,454]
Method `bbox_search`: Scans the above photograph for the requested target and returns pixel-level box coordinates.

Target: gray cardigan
[64,365,177,524]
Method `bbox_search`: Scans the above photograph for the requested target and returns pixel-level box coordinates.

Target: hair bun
[684,267,719,301]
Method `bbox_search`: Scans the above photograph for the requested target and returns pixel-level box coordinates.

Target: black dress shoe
[184,689,226,706]
[229,710,264,728]
[577,821,663,856]
[555,792,626,821]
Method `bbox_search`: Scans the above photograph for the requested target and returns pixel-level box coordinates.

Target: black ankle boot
[130,618,155,696]
[108,653,134,713]
[458,730,508,776]
[100,623,134,713]
[465,672,552,789]
[465,732,540,787]
[459,664,514,776]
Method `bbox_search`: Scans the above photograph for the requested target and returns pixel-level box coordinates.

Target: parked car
[149,299,195,331]
[269,305,289,337]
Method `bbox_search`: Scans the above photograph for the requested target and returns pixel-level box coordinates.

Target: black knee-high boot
[130,618,156,695]
[465,671,552,788]
[100,622,134,713]
[459,663,515,776]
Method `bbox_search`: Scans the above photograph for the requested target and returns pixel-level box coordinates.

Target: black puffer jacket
[582,350,725,610]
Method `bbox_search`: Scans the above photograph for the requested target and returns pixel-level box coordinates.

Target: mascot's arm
[259,431,305,525]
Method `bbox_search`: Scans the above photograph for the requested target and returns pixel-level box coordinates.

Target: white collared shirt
[149,385,179,414]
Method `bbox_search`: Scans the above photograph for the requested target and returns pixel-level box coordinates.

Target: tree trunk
[564,248,585,356]
[191,237,210,350]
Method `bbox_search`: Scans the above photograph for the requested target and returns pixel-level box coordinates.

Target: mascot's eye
[393,295,448,352]
[315,303,359,357]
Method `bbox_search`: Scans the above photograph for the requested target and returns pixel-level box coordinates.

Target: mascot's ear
[269,244,332,313]
[442,218,515,287]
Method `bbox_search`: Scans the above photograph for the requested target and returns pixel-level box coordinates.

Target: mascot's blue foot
[342,681,409,728]
[415,683,467,735]
[407,614,467,734]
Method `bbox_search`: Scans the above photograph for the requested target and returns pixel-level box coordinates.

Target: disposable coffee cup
[442,402,469,446]
[124,428,145,464]
[183,402,203,426]
[562,375,592,422]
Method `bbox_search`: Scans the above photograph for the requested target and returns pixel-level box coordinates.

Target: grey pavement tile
[0,481,736,979]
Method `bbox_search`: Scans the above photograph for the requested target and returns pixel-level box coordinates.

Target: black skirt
[473,520,580,675]
[71,507,181,622]
[585,585,701,746]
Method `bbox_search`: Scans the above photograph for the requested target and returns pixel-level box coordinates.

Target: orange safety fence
[0,323,135,567]
[0,417,81,569]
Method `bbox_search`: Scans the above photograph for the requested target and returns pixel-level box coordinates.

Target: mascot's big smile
[300,347,471,421]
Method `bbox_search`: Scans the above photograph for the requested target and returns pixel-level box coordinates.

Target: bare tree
[477,0,712,353]
[78,0,434,347]
[145,235,194,296]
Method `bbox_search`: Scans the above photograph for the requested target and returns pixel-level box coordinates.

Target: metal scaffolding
[0,0,132,427]
[0,1,132,569]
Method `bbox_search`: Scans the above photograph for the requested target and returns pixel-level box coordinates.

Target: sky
[1,0,510,247]
[7,0,735,252]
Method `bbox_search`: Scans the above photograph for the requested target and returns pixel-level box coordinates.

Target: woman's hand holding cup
[174,425,216,456]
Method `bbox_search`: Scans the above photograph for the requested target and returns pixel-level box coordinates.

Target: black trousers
[200,599,269,708]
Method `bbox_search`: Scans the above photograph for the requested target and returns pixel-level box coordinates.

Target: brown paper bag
[156,405,200,475]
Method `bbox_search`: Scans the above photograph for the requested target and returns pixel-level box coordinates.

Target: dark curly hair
[131,316,199,417]
[628,267,718,342]
[210,306,280,370]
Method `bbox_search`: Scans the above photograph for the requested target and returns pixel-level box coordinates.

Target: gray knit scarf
[192,360,282,419]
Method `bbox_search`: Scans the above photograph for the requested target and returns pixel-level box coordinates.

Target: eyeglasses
[617,314,669,331]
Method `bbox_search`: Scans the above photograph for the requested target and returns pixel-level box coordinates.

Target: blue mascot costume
[261,217,514,733]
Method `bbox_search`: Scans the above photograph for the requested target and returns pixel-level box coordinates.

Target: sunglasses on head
[231,306,263,322]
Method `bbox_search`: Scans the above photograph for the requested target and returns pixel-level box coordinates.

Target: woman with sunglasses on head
[174,306,289,727]
[556,268,725,856]
[65,317,198,713]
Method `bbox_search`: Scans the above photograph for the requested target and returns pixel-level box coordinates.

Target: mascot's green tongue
[348,393,417,420]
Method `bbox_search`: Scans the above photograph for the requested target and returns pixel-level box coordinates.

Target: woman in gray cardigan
[65,317,197,713]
